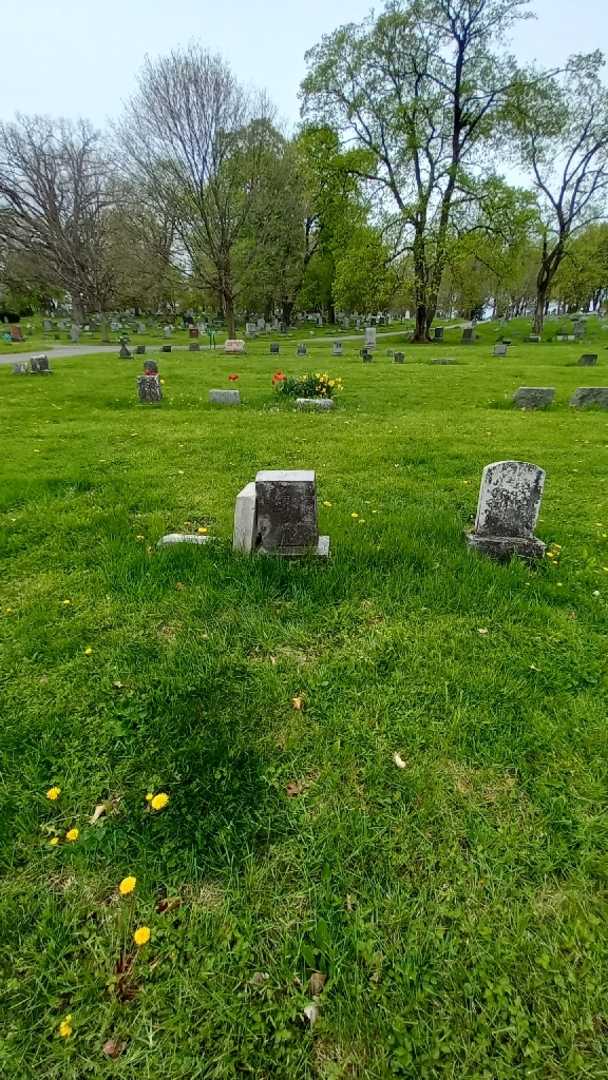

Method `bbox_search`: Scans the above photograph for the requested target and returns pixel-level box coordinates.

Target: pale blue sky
[2,0,607,129]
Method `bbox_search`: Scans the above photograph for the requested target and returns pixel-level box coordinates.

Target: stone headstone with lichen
[466,460,546,560]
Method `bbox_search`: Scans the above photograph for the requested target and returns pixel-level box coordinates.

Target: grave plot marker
[233,470,330,557]
[466,460,546,560]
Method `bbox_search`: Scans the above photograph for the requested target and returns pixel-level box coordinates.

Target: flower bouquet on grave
[272,371,343,399]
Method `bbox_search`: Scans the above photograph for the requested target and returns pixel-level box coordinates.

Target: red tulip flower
[228,373,239,382]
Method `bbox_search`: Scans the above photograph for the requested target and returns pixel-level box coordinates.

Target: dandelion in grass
[150,792,169,811]
[197,527,208,535]
[133,926,151,946]
[58,1015,73,1038]
[49,836,60,846]
[322,501,332,508]
[46,786,61,800]
[84,646,93,656]
[351,512,359,519]
[65,828,79,842]
[119,875,137,896]
[62,599,71,606]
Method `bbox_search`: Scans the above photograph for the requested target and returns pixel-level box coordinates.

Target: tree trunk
[72,296,85,325]
[282,299,294,326]
[224,293,236,338]
[411,232,430,342]
[533,287,547,335]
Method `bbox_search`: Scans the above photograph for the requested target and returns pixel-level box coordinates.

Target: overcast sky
[2,0,607,130]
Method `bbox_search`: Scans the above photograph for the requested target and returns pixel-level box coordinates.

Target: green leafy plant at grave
[272,370,344,399]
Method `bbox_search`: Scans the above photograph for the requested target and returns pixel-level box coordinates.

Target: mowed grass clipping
[1,336,608,1078]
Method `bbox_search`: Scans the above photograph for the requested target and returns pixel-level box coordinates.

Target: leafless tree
[118,44,276,336]
[0,115,114,321]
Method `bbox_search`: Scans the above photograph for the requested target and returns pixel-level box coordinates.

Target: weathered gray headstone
[143,359,158,374]
[136,344,146,355]
[527,334,541,343]
[361,347,373,362]
[573,322,585,340]
[30,354,51,374]
[570,387,608,408]
[365,326,377,347]
[297,344,307,356]
[493,343,508,357]
[332,341,343,356]
[462,327,474,344]
[209,389,240,405]
[512,387,555,409]
[43,319,52,332]
[255,470,326,556]
[137,374,162,403]
[13,360,30,374]
[431,357,456,365]
[137,322,146,334]
[466,460,546,560]
[161,345,171,353]
[70,325,81,343]
[393,352,405,363]
[295,398,335,411]
[578,354,598,366]
[434,326,444,341]
[119,342,132,358]
[270,343,280,355]
[163,325,172,338]
[189,342,200,352]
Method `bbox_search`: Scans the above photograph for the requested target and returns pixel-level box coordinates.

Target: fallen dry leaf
[250,971,270,986]
[309,971,327,997]
[292,695,303,711]
[477,628,489,636]
[90,804,107,825]
[156,896,181,914]
[112,680,124,690]
[393,752,407,770]
[286,780,304,797]
[102,1039,127,1059]
[175,582,186,591]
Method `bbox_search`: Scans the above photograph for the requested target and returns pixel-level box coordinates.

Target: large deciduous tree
[0,115,113,321]
[508,52,608,333]
[118,45,276,336]
[301,0,532,340]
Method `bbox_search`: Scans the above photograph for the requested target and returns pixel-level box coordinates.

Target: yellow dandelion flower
[197,527,208,535]
[65,828,79,842]
[322,501,332,508]
[133,926,151,946]
[46,786,61,800]
[119,875,137,895]
[84,646,93,656]
[351,512,359,519]
[58,1016,73,1038]
[150,792,169,811]
[145,792,154,802]
[49,836,60,846]
[62,599,71,606]
[136,534,145,540]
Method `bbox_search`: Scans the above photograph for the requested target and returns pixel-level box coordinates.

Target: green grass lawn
[1,337,608,1078]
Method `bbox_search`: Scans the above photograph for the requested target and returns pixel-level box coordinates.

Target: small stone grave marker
[462,327,474,344]
[578,354,598,366]
[332,341,343,356]
[431,357,456,365]
[161,345,171,353]
[297,344,307,356]
[70,325,81,343]
[493,343,508,357]
[570,387,608,408]
[13,360,30,374]
[143,359,158,375]
[209,389,240,405]
[189,326,199,338]
[361,347,373,362]
[224,339,246,354]
[136,344,146,355]
[270,343,280,355]
[434,326,444,341]
[30,354,51,374]
[233,470,329,557]
[466,460,546,560]
[119,341,132,358]
[189,342,200,352]
[365,326,377,347]
[137,374,162,403]
[393,352,405,363]
[296,398,335,411]
[512,387,555,409]
[163,325,172,338]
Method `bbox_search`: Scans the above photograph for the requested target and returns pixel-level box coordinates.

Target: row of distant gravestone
[156,461,548,565]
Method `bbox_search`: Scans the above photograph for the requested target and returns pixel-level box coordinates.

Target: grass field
[1,332,608,1078]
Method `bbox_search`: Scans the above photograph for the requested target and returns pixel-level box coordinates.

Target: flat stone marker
[332,341,343,356]
[462,327,474,344]
[30,354,51,374]
[432,357,456,365]
[297,344,307,356]
[256,470,325,556]
[136,344,146,355]
[527,334,541,343]
[578,354,598,366]
[143,360,158,374]
[434,326,444,341]
[365,327,377,347]
[393,352,405,363]
[295,398,335,411]
[189,342,201,352]
[157,533,210,547]
[233,482,257,554]
[137,374,162,403]
[570,387,608,408]
[493,343,508,357]
[466,460,546,561]
[209,389,240,405]
[224,339,246,354]
[513,387,555,409]
[161,345,171,353]
[270,343,280,355]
